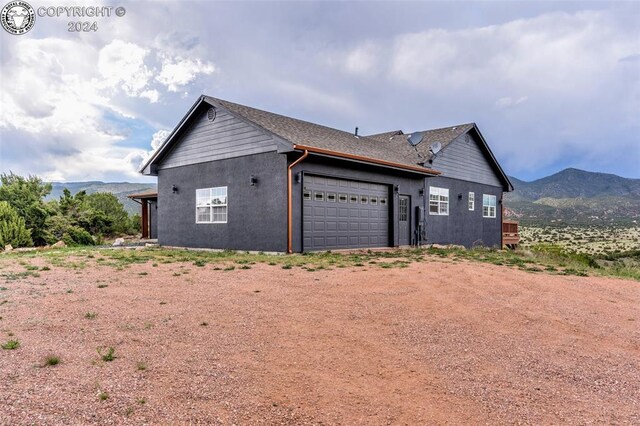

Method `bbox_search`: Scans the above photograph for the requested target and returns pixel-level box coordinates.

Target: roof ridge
[417,123,475,133]
[204,95,381,143]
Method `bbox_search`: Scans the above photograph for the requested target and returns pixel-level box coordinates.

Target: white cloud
[338,9,639,175]
[150,129,171,151]
[386,11,637,95]
[98,40,152,97]
[0,34,217,180]
[156,56,215,92]
[123,129,171,174]
[495,96,528,108]
[345,43,379,75]
[140,89,160,103]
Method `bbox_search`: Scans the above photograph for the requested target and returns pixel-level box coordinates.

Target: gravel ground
[0,254,638,424]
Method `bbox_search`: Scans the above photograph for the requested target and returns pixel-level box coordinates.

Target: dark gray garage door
[302,175,390,251]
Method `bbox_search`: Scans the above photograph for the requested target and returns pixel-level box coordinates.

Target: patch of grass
[44,355,60,366]
[136,361,147,371]
[1,270,40,281]
[200,321,208,326]
[138,397,146,405]
[193,259,206,267]
[97,284,108,289]
[66,289,73,294]
[172,272,181,276]
[239,265,251,270]
[2,339,20,350]
[159,301,167,305]
[97,346,116,362]
[281,264,293,270]
[138,272,148,276]
[562,268,588,277]
[223,265,235,271]
[41,266,51,271]
[98,391,109,401]
[85,312,97,319]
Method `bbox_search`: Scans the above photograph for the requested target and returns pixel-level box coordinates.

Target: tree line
[0,173,141,249]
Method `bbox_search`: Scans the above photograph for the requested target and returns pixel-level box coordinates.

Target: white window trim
[196,186,228,224]
[482,194,497,218]
[429,186,449,216]
[468,192,475,211]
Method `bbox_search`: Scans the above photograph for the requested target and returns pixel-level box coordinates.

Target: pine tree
[0,201,33,249]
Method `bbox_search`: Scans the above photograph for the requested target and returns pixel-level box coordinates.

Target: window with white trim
[196,186,228,223]
[429,187,449,215]
[468,192,475,211]
[483,194,496,218]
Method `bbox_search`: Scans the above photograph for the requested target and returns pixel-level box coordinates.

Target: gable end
[431,128,509,189]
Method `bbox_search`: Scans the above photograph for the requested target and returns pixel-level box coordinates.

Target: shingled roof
[369,123,474,161]
[143,96,511,189]
[205,96,435,174]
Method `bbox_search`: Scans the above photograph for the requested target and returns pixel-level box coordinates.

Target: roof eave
[139,96,208,176]
[293,144,440,176]
[468,124,514,192]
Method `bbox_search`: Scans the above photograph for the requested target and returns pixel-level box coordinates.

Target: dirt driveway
[1,253,638,424]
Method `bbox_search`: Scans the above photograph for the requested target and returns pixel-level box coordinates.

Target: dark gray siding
[424,176,502,247]
[149,200,158,239]
[157,152,288,251]
[291,155,425,252]
[158,109,279,170]
[431,133,502,187]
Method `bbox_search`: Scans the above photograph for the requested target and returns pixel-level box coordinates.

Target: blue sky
[1,0,639,183]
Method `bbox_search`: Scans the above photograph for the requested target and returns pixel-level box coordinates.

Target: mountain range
[45,168,639,224]
[504,168,640,224]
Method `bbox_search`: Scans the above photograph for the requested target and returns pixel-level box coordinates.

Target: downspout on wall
[287,150,309,253]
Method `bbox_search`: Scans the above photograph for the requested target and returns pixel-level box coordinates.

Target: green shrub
[44,355,60,366]
[62,226,95,246]
[1,339,20,350]
[97,346,116,362]
[0,173,52,246]
[0,201,32,249]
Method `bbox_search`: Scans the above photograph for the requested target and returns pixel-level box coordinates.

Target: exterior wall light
[250,175,258,186]
[394,185,399,192]
[172,185,178,194]
[419,189,424,196]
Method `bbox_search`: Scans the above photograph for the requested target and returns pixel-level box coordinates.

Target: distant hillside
[504,168,640,224]
[46,182,156,215]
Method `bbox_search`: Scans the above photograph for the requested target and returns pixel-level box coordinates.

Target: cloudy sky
[1,0,639,183]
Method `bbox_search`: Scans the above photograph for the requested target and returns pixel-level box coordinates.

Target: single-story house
[137,95,514,253]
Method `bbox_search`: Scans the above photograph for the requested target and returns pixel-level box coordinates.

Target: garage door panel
[303,175,390,251]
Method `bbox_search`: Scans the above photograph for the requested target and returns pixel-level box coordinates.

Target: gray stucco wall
[157,152,288,251]
[290,155,425,252]
[424,176,503,247]
[431,132,503,187]
[149,200,158,239]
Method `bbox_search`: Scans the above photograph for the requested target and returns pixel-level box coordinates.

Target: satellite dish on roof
[407,131,424,146]
[429,142,442,155]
